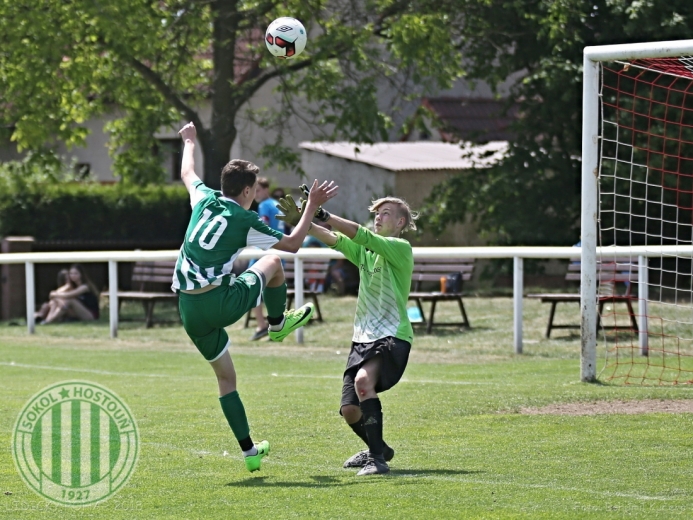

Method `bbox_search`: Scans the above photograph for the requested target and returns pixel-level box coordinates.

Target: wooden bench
[102,261,178,328]
[527,258,639,338]
[408,258,475,333]
[244,258,331,327]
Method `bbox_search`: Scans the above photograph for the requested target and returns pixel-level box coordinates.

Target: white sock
[243,446,258,457]
[269,317,285,331]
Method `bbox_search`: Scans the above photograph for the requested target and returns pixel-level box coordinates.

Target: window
[156,139,182,181]
[75,163,91,179]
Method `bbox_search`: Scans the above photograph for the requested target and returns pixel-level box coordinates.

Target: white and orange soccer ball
[265,17,307,59]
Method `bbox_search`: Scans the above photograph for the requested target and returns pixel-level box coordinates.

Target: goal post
[581,39,693,383]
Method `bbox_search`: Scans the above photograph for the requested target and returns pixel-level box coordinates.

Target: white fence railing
[1,246,692,347]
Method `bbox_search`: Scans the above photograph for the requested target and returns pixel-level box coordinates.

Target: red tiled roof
[422,97,517,142]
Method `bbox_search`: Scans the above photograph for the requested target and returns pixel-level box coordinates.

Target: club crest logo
[12,381,139,506]
[242,272,257,286]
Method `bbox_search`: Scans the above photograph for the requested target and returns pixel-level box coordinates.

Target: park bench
[527,258,639,338]
[408,258,475,334]
[102,261,178,328]
[245,258,331,327]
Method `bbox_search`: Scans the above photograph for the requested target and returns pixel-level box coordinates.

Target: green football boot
[268,303,315,342]
[244,440,270,472]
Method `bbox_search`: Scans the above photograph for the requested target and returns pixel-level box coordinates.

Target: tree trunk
[200,142,228,191]
[201,0,239,191]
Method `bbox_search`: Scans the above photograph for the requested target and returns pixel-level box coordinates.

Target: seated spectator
[34,268,69,322]
[39,264,100,324]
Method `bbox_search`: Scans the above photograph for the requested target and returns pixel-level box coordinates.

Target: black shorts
[340,336,411,410]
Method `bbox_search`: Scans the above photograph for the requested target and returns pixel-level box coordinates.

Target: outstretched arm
[308,223,338,247]
[178,122,202,196]
[319,213,359,240]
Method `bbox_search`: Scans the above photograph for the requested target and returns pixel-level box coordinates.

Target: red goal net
[598,56,693,384]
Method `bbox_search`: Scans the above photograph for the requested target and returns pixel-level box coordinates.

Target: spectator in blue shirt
[250,177,285,340]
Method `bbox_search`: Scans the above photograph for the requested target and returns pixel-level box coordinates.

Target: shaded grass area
[1,296,693,518]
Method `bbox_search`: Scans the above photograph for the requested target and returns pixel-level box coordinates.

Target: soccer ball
[265,17,307,59]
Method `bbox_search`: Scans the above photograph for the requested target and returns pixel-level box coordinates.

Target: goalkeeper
[278,189,417,476]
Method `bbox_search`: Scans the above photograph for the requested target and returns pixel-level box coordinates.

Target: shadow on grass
[226,469,480,488]
[548,330,639,343]
[388,468,482,477]
[412,326,491,337]
[551,333,581,342]
[226,475,360,488]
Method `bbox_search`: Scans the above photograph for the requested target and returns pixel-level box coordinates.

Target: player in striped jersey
[277,193,417,476]
[174,122,337,473]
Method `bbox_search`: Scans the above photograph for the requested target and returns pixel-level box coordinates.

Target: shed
[299,140,508,245]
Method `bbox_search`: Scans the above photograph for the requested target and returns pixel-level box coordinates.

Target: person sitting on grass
[34,268,69,323]
[277,191,417,476]
[173,122,338,473]
[39,264,100,324]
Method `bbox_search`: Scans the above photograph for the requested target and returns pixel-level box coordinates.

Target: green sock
[264,282,287,321]
[219,391,250,442]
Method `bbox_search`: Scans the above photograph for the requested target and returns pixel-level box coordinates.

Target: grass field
[2,295,693,519]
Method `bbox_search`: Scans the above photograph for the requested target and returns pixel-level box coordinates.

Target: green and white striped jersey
[331,227,414,344]
[171,181,283,292]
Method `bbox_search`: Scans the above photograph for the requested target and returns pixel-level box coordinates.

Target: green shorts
[178,270,264,362]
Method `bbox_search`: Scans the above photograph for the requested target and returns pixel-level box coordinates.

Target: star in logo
[59,387,70,399]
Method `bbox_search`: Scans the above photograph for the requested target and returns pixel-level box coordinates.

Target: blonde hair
[368,197,418,233]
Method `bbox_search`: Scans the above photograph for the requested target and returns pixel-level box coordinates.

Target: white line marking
[1,362,492,385]
[0,361,198,379]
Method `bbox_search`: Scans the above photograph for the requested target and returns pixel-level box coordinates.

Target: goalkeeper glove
[276,195,305,227]
[299,184,331,222]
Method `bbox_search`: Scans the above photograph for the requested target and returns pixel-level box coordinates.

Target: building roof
[422,97,517,142]
[299,141,508,172]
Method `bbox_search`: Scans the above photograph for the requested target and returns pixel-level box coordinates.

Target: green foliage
[418,0,693,245]
[0,0,465,186]
[0,158,190,241]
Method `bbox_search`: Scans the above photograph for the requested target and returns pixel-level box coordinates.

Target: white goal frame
[581,39,693,382]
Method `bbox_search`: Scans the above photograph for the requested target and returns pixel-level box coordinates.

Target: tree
[0,0,464,188]
[419,0,693,246]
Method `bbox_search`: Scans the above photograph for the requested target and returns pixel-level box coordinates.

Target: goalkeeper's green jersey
[172,180,283,292]
[331,227,414,344]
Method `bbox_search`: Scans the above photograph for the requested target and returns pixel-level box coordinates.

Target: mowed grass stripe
[1,361,503,387]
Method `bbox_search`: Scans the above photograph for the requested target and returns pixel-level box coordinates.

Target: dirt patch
[520,399,693,415]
